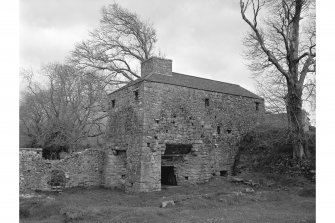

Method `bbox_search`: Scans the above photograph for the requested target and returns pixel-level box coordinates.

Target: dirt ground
[20,173,315,223]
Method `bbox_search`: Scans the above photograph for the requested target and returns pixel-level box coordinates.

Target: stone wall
[263,112,310,132]
[106,79,264,192]
[19,148,104,192]
[105,82,145,192]
[140,81,264,191]
[141,57,172,77]
[263,113,288,129]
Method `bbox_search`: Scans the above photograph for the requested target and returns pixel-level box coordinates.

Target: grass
[20,175,315,223]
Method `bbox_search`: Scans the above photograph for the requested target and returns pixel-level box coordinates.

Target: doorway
[161,166,177,185]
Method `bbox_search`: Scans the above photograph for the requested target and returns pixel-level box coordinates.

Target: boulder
[229,177,244,183]
[161,200,175,208]
[244,188,255,193]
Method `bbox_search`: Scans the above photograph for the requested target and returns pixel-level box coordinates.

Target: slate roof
[110,72,262,99]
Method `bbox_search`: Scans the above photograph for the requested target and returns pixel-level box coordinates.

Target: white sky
[20,0,256,92]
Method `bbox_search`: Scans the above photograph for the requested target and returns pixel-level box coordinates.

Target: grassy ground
[20,173,315,223]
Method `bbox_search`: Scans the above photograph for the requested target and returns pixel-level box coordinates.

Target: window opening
[255,102,260,111]
[205,98,209,107]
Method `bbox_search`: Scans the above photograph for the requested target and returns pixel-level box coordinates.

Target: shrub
[48,169,66,187]
[19,207,30,218]
[234,125,315,178]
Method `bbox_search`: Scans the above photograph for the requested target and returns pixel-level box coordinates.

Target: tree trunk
[286,83,306,159]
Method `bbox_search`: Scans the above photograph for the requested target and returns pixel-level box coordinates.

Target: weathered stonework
[106,57,264,192]
[19,148,104,192]
[141,57,172,77]
[20,58,264,193]
[264,111,310,132]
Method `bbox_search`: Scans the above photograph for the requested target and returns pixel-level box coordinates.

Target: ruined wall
[263,113,288,128]
[105,82,145,192]
[20,148,104,192]
[141,81,264,190]
[263,112,310,132]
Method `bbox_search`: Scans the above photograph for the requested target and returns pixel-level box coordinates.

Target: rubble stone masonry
[106,77,264,192]
[20,148,104,192]
[20,58,264,193]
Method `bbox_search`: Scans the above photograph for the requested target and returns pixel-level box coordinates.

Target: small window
[134,90,139,101]
[217,126,221,134]
[255,102,260,111]
[111,100,115,108]
[226,129,232,134]
[205,98,209,107]
[147,143,150,147]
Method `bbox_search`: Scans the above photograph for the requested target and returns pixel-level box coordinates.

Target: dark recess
[161,166,177,185]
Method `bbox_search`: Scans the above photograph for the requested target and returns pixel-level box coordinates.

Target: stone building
[105,57,264,192]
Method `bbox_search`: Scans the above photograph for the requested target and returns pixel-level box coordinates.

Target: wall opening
[42,147,68,160]
[48,169,66,189]
[161,166,177,185]
[205,98,209,107]
[220,170,228,177]
[255,102,260,111]
[163,144,192,156]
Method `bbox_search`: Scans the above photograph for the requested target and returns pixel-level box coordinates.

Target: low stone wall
[263,113,288,129]
[19,148,104,192]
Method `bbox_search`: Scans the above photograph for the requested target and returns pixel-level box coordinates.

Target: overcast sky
[20,0,258,92]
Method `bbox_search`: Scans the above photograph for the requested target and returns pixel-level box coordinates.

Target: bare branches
[240,1,316,159]
[20,64,108,151]
[240,0,289,79]
[240,0,315,97]
[69,3,157,83]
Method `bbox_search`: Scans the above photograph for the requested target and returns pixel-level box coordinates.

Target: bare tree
[20,64,108,158]
[255,69,315,114]
[240,0,316,159]
[69,3,157,87]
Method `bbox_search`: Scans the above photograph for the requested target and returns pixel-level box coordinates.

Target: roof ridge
[171,72,240,87]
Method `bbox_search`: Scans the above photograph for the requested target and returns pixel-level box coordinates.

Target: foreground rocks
[161,200,175,208]
[228,176,260,187]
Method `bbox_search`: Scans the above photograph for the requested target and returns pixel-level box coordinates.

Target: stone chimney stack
[141,57,172,77]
